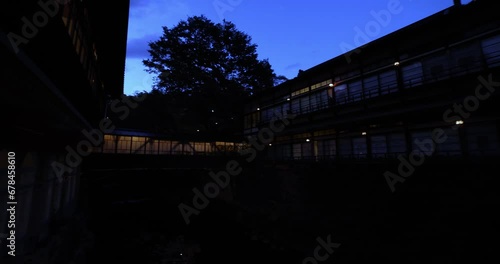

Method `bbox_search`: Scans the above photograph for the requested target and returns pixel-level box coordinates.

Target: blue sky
[124,0,472,95]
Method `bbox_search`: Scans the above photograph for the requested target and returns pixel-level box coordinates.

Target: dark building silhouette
[244,0,500,161]
[1,0,130,262]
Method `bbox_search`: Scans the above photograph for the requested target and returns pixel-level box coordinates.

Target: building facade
[244,0,500,162]
[1,0,130,262]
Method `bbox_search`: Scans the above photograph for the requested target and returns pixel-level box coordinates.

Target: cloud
[126,34,161,59]
[284,63,301,71]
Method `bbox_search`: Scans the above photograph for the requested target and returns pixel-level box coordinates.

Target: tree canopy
[143,15,283,96]
[141,15,286,136]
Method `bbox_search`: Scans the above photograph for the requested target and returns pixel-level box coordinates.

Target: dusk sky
[123,0,473,95]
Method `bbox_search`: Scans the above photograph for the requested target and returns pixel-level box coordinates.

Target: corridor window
[318,139,336,158]
[411,131,434,156]
[348,80,363,102]
[352,137,367,158]
[363,75,379,98]
[450,42,482,76]
[482,34,500,68]
[116,136,131,154]
[338,138,352,157]
[436,128,461,156]
[371,135,388,158]
[334,84,348,104]
[387,133,407,155]
[422,52,449,82]
[300,96,310,113]
[131,137,146,154]
[402,61,423,88]
[145,139,158,154]
[103,135,116,153]
[291,98,300,114]
[466,124,499,156]
[379,70,398,94]
[158,140,172,154]
[293,144,302,159]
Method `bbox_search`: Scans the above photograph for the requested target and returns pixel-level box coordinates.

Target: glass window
[300,96,310,113]
[291,98,300,114]
[348,80,363,102]
[481,34,500,68]
[262,108,273,122]
[131,136,146,154]
[338,138,352,157]
[379,70,398,94]
[363,75,379,98]
[103,135,116,153]
[466,124,499,156]
[402,61,423,88]
[352,137,367,158]
[172,141,183,154]
[411,131,434,156]
[302,143,313,159]
[450,42,482,76]
[334,84,348,105]
[318,139,336,158]
[145,139,158,154]
[293,143,302,159]
[436,128,461,156]
[158,140,172,154]
[371,135,387,158]
[310,92,318,111]
[116,136,131,154]
[422,52,449,82]
[387,133,407,155]
[310,90,328,111]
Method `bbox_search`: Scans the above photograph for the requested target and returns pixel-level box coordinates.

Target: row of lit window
[61,2,99,88]
[267,123,499,159]
[98,135,248,154]
[250,32,500,120]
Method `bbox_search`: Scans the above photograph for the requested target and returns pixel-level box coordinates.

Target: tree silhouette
[142,15,286,137]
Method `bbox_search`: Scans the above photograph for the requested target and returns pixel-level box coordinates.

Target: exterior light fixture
[215,122,218,125]
[329,83,334,87]
[456,120,464,125]
[257,107,260,111]
[306,139,310,142]
[269,143,272,146]
[286,98,290,101]
[211,109,214,113]
[196,129,200,132]
[362,132,367,136]
[394,62,400,66]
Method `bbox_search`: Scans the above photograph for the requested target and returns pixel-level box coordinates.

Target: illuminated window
[158,140,172,154]
[291,87,309,97]
[311,79,332,90]
[131,137,146,154]
[103,135,116,153]
[145,139,158,154]
[116,136,132,154]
